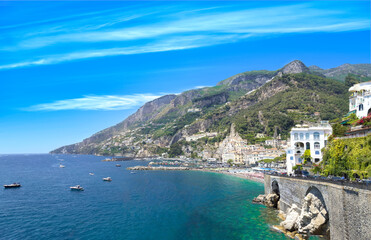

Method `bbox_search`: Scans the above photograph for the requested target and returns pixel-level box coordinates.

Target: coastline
[192,169,265,184]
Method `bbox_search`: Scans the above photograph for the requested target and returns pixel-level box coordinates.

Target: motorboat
[89,173,94,176]
[70,185,84,191]
[103,177,112,181]
[116,164,121,167]
[4,183,21,188]
[59,164,65,168]
[130,171,136,174]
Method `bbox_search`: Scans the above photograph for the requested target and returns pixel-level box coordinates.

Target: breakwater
[127,166,190,170]
[264,174,371,240]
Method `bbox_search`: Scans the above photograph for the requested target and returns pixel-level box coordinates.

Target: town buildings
[285,122,332,174]
[348,81,371,118]
[218,124,285,165]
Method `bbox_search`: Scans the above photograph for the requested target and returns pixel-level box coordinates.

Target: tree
[302,149,312,164]
[332,123,348,137]
[227,159,234,166]
[168,143,183,158]
[345,74,359,88]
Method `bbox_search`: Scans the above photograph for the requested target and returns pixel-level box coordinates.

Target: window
[290,156,294,160]
[359,104,364,111]
[306,142,310,150]
[315,151,320,155]
[300,133,304,140]
[305,133,310,140]
[287,150,291,154]
[294,133,298,140]
[314,142,320,149]
[314,132,320,140]
[315,158,320,163]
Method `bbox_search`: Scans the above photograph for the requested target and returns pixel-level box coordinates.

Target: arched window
[305,133,310,140]
[314,132,320,140]
[306,142,310,150]
[314,142,320,149]
[300,133,304,140]
[290,156,294,160]
[294,133,298,140]
[315,151,320,155]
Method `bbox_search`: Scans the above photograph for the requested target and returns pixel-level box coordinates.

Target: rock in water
[265,193,280,208]
[281,204,300,231]
[252,193,280,208]
[297,192,329,235]
[252,194,266,203]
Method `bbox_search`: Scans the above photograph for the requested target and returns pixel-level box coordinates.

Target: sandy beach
[193,169,265,183]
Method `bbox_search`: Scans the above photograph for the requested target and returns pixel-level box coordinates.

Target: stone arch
[299,186,329,236]
[305,186,327,209]
[272,180,280,195]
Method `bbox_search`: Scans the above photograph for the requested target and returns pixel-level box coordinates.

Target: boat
[70,185,84,191]
[59,164,65,168]
[89,173,94,176]
[103,177,112,181]
[130,171,136,174]
[116,164,121,167]
[4,183,21,188]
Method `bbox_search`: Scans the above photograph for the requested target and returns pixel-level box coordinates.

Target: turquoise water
[0,154,288,240]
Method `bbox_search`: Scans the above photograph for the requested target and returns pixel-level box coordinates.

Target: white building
[286,122,332,174]
[349,81,371,118]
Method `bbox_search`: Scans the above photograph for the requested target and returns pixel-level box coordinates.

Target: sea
[0,154,290,240]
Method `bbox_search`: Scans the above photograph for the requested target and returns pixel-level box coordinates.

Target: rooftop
[349,81,371,92]
[291,121,331,131]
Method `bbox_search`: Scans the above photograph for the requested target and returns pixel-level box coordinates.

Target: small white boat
[70,185,84,191]
[89,173,94,176]
[59,164,65,168]
[103,177,112,181]
[4,183,21,188]
[130,171,136,174]
[116,164,121,167]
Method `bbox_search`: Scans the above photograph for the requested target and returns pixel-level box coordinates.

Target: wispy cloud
[24,94,162,111]
[0,2,369,70]
[195,86,211,89]
[8,4,367,50]
[0,34,247,70]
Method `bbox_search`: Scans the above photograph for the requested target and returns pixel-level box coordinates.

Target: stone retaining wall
[264,175,371,240]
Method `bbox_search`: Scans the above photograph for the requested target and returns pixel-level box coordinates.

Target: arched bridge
[264,175,371,240]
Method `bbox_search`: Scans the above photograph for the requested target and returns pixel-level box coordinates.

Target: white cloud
[195,86,211,89]
[9,3,368,50]
[24,94,162,111]
[0,34,246,70]
[0,3,369,70]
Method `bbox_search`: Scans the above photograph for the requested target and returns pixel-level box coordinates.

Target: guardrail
[266,173,371,191]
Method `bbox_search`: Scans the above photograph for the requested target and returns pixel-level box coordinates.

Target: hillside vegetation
[51,61,369,157]
[321,137,371,179]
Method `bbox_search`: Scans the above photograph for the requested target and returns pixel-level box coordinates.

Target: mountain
[51,60,366,158]
[308,63,371,82]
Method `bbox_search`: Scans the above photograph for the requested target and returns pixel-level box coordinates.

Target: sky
[0,1,370,153]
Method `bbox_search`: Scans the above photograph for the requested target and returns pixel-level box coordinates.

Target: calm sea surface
[0,154,288,240]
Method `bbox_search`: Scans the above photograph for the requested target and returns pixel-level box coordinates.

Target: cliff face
[51,60,365,157]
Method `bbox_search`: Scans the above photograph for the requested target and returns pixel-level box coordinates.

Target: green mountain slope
[309,63,371,82]
[51,61,367,157]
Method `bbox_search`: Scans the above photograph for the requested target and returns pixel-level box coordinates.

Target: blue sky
[0,1,370,153]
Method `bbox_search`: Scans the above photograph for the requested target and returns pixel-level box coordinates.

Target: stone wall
[264,175,371,240]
